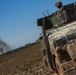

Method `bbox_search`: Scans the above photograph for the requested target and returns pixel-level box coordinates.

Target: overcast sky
[0,0,75,49]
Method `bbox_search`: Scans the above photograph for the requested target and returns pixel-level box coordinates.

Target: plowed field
[0,44,46,75]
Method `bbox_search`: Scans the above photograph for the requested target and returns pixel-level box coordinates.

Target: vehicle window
[67,33,74,41]
[62,37,67,44]
[54,37,67,48]
[73,31,76,39]
[56,39,64,47]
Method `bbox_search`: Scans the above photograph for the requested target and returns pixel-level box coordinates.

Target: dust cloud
[0,39,10,55]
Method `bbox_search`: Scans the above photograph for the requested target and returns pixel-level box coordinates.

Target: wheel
[55,58,61,75]
[43,56,55,74]
[52,55,59,75]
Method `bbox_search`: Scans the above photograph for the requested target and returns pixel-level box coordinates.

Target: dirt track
[0,44,48,75]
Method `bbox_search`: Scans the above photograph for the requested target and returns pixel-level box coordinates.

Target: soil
[0,43,48,75]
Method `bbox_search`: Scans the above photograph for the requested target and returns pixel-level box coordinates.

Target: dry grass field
[0,43,46,75]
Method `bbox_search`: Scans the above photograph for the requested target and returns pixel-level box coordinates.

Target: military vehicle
[37,1,76,75]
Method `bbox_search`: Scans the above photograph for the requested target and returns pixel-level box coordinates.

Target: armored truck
[37,1,76,75]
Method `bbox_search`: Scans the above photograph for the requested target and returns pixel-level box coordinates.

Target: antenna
[42,12,46,17]
[42,10,50,17]
[47,10,50,15]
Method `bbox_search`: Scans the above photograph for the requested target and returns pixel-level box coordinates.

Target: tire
[52,56,59,75]
[55,59,61,75]
[43,56,55,74]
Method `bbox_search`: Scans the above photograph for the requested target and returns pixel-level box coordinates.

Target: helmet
[55,1,62,8]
